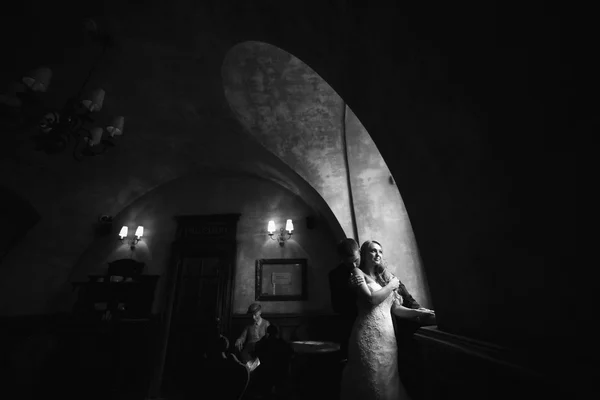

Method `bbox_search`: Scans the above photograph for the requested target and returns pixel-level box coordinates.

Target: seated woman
[235,303,270,366]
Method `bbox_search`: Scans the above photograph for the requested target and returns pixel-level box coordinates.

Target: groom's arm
[396,282,436,326]
[397,282,421,309]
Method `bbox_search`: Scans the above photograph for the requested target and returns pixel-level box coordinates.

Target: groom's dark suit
[392,281,436,400]
[328,261,358,360]
[393,281,422,335]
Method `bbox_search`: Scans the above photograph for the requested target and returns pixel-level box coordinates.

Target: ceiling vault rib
[341,101,359,243]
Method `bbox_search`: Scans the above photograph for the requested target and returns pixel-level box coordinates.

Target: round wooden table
[290,341,341,399]
[291,340,340,354]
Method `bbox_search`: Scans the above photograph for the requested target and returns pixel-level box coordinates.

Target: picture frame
[255,258,307,301]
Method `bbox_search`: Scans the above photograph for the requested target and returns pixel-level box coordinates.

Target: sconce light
[134,226,144,243]
[267,219,293,247]
[118,225,144,249]
[118,226,128,240]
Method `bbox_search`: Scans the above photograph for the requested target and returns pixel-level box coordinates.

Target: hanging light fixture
[0,18,126,161]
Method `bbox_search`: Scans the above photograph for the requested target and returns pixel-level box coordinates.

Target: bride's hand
[388,277,400,290]
[416,309,436,324]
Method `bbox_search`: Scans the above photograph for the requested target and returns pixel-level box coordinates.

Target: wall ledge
[414,325,544,380]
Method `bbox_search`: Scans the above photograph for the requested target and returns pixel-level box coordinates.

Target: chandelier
[0,19,125,161]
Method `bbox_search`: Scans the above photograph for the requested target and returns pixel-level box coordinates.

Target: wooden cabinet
[66,259,160,399]
[71,259,158,321]
[72,276,159,320]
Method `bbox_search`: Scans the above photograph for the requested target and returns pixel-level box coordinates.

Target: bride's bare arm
[352,268,395,306]
[392,297,432,319]
[368,270,400,306]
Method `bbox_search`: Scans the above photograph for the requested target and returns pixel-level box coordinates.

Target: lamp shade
[267,220,276,234]
[118,226,128,239]
[22,67,52,92]
[135,226,144,238]
[88,127,103,146]
[106,116,125,137]
[285,219,294,233]
[81,88,105,112]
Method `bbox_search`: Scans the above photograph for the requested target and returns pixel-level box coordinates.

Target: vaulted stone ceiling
[223,41,345,187]
[223,41,353,235]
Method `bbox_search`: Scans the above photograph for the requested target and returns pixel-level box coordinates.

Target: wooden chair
[211,354,250,400]
[204,335,250,400]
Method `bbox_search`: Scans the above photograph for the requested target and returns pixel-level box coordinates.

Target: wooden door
[148,214,240,399]
[161,254,229,395]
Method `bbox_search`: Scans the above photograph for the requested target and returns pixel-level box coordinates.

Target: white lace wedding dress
[340,280,411,400]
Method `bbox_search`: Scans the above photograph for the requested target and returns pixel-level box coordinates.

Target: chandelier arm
[76,36,110,99]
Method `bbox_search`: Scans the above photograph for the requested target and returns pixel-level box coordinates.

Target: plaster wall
[345,106,430,307]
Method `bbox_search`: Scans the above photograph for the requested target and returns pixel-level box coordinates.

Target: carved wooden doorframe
[148,213,240,399]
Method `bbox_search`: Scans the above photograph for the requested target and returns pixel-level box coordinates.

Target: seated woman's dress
[340,280,411,400]
[237,318,270,364]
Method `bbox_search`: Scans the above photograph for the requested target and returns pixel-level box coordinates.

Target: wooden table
[291,340,340,354]
[290,341,341,399]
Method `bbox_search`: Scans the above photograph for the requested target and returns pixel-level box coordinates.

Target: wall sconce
[267,219,293,247]
[119,225,144,249]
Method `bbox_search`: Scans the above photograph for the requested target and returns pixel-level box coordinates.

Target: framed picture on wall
[255,258,308,301]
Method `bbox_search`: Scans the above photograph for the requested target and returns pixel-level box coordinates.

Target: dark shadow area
[0,185,41,264]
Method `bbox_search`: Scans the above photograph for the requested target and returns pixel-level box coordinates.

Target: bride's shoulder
[352,267,364,276]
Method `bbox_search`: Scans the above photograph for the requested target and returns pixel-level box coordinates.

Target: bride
[340,240,434,400]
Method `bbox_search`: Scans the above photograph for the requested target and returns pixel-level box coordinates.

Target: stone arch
[222,41,431,306]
